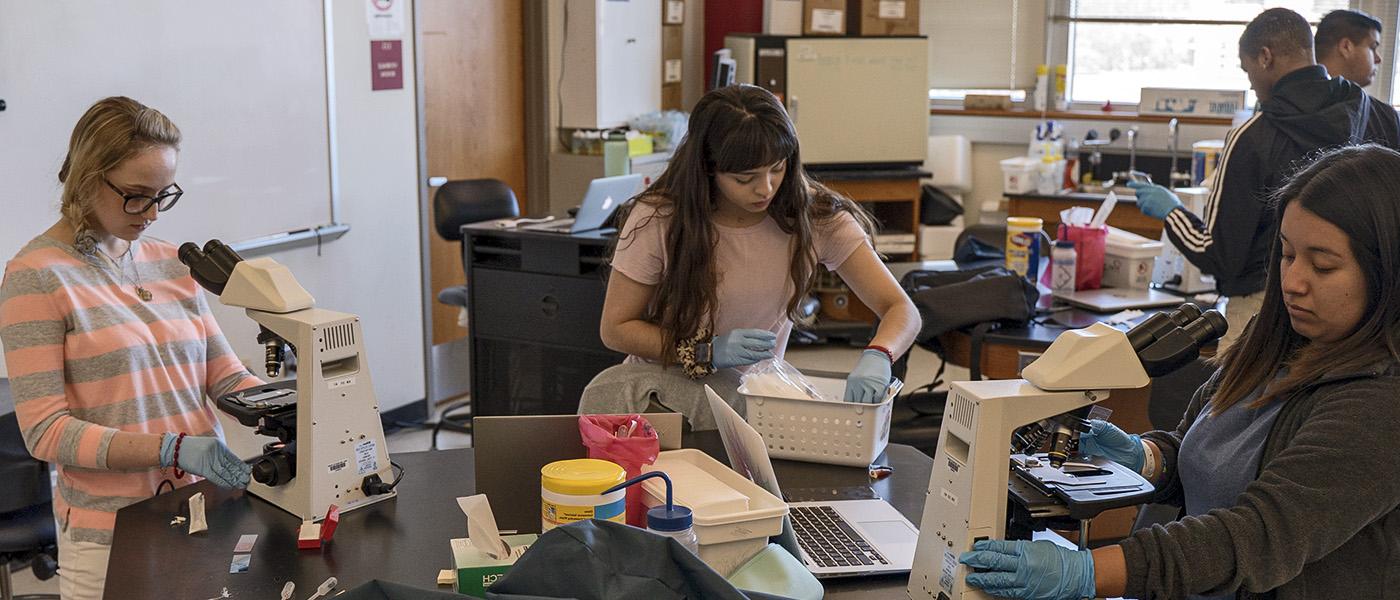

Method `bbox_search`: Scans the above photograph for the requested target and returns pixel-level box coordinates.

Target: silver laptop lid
[572,174,644,233]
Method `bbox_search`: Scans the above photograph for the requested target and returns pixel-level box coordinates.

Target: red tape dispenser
[297,504,341,550]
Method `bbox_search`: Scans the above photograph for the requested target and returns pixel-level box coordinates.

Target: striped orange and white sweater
[0,234,260,544]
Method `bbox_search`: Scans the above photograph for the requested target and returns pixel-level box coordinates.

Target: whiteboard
[0,1,334,262]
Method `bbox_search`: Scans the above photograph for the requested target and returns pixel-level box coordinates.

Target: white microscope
[180,240,398,521]
[907,305,1226,600]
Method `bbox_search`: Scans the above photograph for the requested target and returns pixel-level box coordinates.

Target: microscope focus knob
[251,449,296,486]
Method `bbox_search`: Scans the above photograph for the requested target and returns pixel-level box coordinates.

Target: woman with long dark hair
[578,84,920,429]
[959,144,1400,599]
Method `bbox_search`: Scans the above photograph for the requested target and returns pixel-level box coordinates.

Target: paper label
[541,498,625,531]
[664,59,683,83]
[355,439,380,475]
[365,0,405,40]
[878,0,906,19]
[941,488,959,506]
[665,0,684,24]
[940,549,958,594]
[327,459,349,474]
[810,8,843,33]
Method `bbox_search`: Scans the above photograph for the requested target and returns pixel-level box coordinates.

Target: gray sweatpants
[577,362,747,431]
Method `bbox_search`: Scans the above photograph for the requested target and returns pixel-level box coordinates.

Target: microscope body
[908,323,1148,600]
[242,303,397,521]
[184,244,397,521]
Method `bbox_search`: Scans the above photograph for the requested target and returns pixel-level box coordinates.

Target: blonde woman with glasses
[1,97,262,599]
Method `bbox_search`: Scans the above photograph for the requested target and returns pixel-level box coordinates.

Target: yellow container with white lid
[540,458,626,532]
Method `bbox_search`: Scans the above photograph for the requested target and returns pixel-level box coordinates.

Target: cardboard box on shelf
[848,0,919,36]
[803,0,845,35]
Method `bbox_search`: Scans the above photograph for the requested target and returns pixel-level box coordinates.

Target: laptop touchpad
[858,520,917,544]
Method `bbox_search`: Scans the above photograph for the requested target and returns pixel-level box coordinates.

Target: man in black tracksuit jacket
[1131,8,1400,348]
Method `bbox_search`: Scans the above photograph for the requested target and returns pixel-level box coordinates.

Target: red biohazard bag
[1058,223,1108,290]
[578,414,660,527]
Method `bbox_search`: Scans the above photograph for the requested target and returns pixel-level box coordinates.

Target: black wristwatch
[694,338,714,368]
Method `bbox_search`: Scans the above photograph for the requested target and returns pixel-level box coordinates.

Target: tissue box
[450,534,537,596]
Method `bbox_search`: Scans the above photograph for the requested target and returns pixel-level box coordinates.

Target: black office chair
[431,179,521,448]
[0,412,59,600]
[953,222,1008,253]
[434,179,520,309]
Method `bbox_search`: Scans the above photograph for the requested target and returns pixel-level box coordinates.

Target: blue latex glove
[960,539,1095,600]
[1078,419,1145,472]
[712,328,778,370]
[1127,181,1183,220]
[160,433,252,489]
[843,349,892,403]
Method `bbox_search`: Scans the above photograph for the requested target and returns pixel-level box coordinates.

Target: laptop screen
[704,386,784,499]
[573,173,644,232]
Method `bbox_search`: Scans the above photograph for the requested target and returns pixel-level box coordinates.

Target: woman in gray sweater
[959,143,1400,599]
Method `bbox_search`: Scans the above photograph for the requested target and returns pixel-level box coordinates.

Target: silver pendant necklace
[97,242,152,302]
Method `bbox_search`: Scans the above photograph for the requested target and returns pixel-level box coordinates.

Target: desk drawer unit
[471,268,609,348]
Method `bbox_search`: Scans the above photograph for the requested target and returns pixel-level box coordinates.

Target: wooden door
[422,0,527,345]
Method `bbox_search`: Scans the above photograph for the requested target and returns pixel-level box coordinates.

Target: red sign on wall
[370,40,403,91]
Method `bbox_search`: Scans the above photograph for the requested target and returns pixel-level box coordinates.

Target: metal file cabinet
[461,223,625,416]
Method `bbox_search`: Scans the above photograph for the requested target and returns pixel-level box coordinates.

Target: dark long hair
[611,84,875,365]
[1211,144,1400,413]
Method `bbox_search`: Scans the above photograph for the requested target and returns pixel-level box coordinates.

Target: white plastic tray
[641,449,788,576]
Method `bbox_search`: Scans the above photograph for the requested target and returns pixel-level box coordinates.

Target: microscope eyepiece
[1135,308,1229,377]
[1184,309,1228,345]
[1126,304,1209,352]
[180,239,245,296]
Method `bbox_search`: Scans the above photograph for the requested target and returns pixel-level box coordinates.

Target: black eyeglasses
[103,177,183,214]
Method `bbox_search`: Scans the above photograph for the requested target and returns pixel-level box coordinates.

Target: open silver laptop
[522,174,643,234]
[704,387,918,578]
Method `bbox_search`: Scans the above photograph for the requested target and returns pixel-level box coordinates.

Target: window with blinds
[925,0,1046,100]
[1056,1,1350,104]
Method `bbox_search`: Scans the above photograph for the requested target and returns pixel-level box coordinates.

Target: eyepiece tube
[180,241,229,295]
[1126,304,1206,352]
[1135,308,1230,377]
[1183,309,1228,346]
[203,240,245,276]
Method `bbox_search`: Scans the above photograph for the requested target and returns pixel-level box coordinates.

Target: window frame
[1045,0,1398,109]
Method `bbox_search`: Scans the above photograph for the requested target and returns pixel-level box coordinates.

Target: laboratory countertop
[1004,190,1143,204]
[807,166,932,180]
[104,434,935,599]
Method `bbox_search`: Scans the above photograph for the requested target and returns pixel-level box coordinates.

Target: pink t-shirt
[610,200,870,362]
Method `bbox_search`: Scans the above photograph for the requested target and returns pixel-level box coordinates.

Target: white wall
[208,0,426,414]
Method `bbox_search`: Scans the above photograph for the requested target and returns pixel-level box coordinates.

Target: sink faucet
[1168,118,1187,188]
[1126,126,1140,173]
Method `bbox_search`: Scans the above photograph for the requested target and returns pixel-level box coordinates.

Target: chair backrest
[953,222,1053,259]
[433,179,520,242]
[0,412,52,514]
[954,222,1007,252]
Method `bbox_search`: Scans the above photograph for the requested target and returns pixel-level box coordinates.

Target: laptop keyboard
[790,505,888,569]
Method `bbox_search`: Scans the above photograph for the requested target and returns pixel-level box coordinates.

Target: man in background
[1315,9,1384,87]
[1130,8,1400,349]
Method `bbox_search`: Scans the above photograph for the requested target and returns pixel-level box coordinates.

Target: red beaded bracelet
[172,432,188,479]
[865,344,895,363]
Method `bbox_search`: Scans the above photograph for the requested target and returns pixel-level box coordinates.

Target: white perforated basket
[738,376,894,467]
